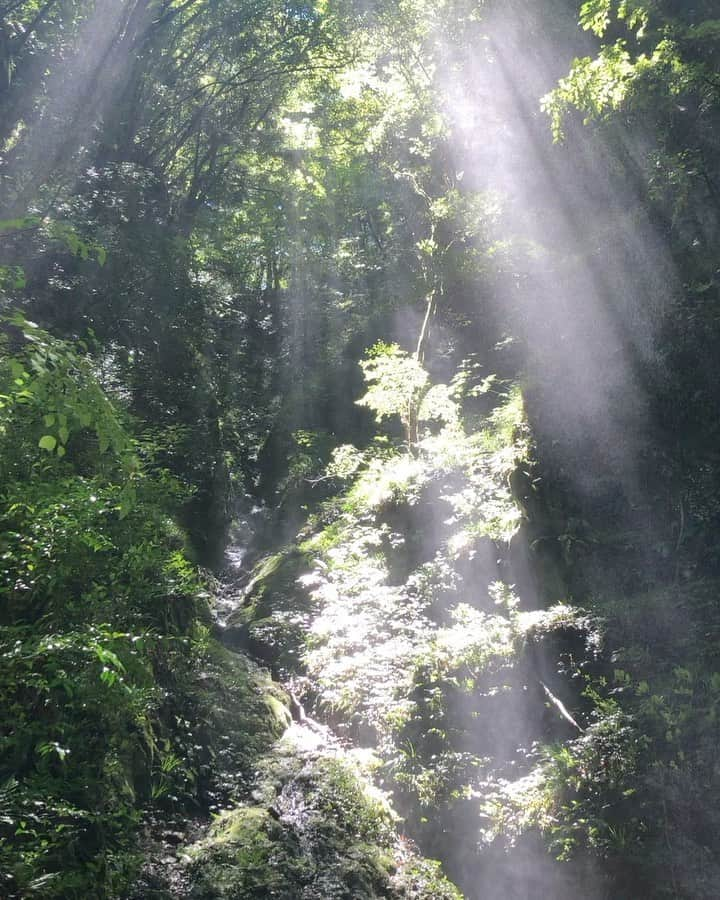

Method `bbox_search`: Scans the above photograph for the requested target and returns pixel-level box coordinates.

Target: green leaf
[38,435,57,452]
[0,216,40,234]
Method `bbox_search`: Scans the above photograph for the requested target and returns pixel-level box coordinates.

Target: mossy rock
[186,725,460,899]
[229,548,314,624]
[187,807,304,899]
[191,640,292,800]
[224,548,315,673]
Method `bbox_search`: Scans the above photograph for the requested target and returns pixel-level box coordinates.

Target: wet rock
[184,724,461,900]
[223,548,315,675]
[163,830,186,845]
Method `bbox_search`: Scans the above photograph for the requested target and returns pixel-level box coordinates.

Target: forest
[1,0,719,897]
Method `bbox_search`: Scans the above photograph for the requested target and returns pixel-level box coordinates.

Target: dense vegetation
[1,0,719,897]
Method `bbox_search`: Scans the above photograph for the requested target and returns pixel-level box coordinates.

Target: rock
[184,725,461,899]
[162,830,186,845]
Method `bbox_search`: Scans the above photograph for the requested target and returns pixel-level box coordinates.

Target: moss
[191,640,292,802]
[225,548,314,673]
[264,694,293,732]
[300,518,345,555]
[231,549,313,624]
[186,726,459,899]
[188,806,302,899]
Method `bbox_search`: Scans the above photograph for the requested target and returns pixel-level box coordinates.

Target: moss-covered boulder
[224,548,314,674]
[185,723,460,899]
[190,639,292,803]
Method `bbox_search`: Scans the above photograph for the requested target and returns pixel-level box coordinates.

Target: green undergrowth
[581,579,720,897]
[0,627,291,899]
[0,323,291,898]
[496,578,720,898]
[238,381,632,895]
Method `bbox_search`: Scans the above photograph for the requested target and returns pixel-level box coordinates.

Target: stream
[129,534,375,900]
